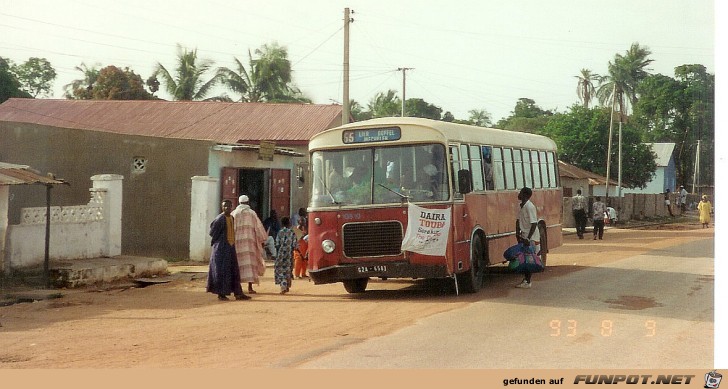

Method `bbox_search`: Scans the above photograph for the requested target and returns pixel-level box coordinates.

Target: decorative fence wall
[3,175,123,270]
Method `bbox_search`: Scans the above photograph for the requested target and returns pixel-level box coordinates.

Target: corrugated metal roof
[646,143,675,167]
[0,98,343,144]
[0,162,67,186]
[558,160,619,186]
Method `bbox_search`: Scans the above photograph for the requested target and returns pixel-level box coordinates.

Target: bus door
[449,144,472,272]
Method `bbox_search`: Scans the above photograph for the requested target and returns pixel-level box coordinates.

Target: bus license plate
[357,265,387,273]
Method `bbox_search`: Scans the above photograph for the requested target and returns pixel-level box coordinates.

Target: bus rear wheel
[343,278,369,293]
[457,234,485,293]
[538,222,548,266]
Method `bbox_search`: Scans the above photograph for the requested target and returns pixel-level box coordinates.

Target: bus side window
[539,151,548,189]
[547,151,558,187]
[469,145,484,191]
[523,149,533,188]
[450,145,463,199]
[482,146,494,190]
[531,150,541,189]
[492,147,505,190]
[514,149,525,189]
[504,148,515,190]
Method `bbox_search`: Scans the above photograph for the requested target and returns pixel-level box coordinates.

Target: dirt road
[0,224,713,368]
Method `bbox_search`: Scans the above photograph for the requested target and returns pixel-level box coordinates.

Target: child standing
[274,217,298,294]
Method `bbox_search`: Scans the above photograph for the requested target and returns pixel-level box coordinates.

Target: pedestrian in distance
[231,195,268,295]
[571,189,588,239]
[664,189,675,217]
[263,209,281,238]
[679,185,688,214]
[206,199,249,301]
[515,187,540,289]
[274,216,298,294]
[592,196,607,240]
[698,195,712,228]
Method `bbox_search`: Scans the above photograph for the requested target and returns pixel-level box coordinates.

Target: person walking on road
[515,187,540,289]
[571,189,588,239]
[231,195,268,294]
[274,216,298,294]
[698,195,712,228]
[206,200,249,301]
[592,196,607,240]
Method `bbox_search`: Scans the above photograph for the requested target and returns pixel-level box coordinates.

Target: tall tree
[597,43,654,117]
[155,44,218,101]
[1,57,32,102]
[575,68,600,108]
[367,89,401,118]
[64,62,101,99]
[217,43,310,103]
[11,57,57,98]
[496,98,552,133]
[84,66,155,100]
[541,104,657,188]
[633,65,714,187]
[404,98,442,120]
[468,109,492,127]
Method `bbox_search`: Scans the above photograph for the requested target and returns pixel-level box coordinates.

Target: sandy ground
[0,222,713,368]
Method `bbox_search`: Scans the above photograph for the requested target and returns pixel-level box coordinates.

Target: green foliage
[467,109,492,127]
[596,42,654,114]
[217,42,310,103]
[1,57,32,102]
[575,68,600,108]
[367,89,401,118]
[633,65,714,186]
[495,98,552,132]
[11,57,56,98]
[73,66,155,100]
[541,105,657,189]
[64,63,101,99]
[155,44,218,101]
[405,98,442,120]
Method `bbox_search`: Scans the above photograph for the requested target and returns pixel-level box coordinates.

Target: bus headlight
[322,239,336,254]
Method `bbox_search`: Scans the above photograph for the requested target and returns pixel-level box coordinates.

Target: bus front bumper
[308,261,450,285]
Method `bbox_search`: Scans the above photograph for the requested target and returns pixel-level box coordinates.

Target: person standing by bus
[592,196,607,240]
[515,187,540,289]
[571,189,588,239]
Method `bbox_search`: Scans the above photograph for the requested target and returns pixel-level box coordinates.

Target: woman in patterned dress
[274,216,298,294]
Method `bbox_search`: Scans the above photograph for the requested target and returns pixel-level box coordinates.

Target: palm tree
[217,42,310,103]
[575,68,600,108]
[468,109,492,127]
[597,43,653,116]
[155,44,218,101]
[64,62,101,99]
[367,90,401,118]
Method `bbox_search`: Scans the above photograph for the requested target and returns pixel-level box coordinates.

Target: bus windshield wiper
[317,175,340,204]
[378,183,409,201]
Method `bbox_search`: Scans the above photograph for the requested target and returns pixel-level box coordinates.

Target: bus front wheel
[457,234,485,293]
[343,278,369,293]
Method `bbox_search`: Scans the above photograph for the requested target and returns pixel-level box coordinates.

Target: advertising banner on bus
[401,203,451,256]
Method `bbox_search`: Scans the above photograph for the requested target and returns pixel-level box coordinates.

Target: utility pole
[692,139,701,193]
[604,84,617,199]
[342,8,353,125]
[397,67,413,117]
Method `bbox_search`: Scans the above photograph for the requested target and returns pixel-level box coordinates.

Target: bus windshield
[311,144,448,207]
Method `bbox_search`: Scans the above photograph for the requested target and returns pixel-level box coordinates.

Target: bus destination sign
[342,127,401,144]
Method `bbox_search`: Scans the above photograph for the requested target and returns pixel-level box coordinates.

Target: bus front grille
[342,221,403,258]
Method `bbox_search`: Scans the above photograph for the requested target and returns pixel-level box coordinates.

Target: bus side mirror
[458,169,472,194]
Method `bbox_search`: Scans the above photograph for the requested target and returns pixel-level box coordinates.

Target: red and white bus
[307,117,562,294]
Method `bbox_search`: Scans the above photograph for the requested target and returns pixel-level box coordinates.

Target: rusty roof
[0,98,343,144]
[0,162,67,186]
[558,160,619,186]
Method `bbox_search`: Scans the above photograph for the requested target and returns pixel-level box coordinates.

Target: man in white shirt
[515,187,539,289]
[571,189,588,239]
[679,185,688,214]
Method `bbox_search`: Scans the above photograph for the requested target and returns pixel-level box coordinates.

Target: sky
[0,0,716,123]
[2,0,726,367]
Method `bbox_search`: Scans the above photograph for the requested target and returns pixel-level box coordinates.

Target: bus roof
[309,117,557,152]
